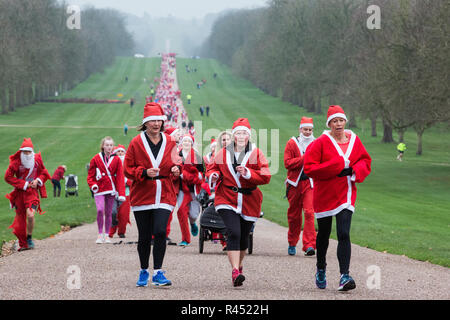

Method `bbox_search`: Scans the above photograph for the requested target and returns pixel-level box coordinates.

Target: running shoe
[190,223,198,237]
[338,274,356,292]
[27,238,35,249]
[96,234,104,244]
[152,270,172,286]
[232,268,245,287]
[104,234,111,243]
[288,246,296,256]
[304,247,315,256]
[136,270,149,287]
[315,268,327,289]
[178,241,190,247]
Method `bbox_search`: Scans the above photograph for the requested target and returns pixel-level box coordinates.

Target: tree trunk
[398,129,405,143]
[1,88,8,114]
[348,109,358,128]
[9,87,16,111]
[316,92,322,114]
[370,111,377,137]
[416,130,423,155]
[381,118,394,143]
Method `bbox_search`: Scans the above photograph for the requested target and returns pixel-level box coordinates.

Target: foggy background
[64,0,268,57]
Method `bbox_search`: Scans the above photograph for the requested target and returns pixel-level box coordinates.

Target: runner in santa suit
[203,138,217,168]
[87,137,126,244]
[284,117,317,257]
[176,133,204,246]
[303,105,372,292]
[108,145,132,239]
[4,138,51,251]
[162,126,181,244]
[207,118,271,287]
[124,102,182,287]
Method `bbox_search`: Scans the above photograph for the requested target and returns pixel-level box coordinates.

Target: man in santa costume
[108,145,132,239]
[4,138,51,251]
[87,137,126,244]
[124,102,182,287]
[207,118,271,287]
[284,117,316,256]
[304,105,371,292]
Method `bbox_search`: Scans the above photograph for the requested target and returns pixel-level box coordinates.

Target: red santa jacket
[180,148,204,197]
[124,132,181,212]
[4,151,51,210]
[52,166,65,181]
[87,153,125,200]
[303,130,371,219]
[284,137,313,188]
[206,143,271,221]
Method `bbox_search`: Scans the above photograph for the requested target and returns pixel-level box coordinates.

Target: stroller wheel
[199,226,204,254]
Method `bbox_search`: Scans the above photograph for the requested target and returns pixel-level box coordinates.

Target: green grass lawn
[1,56,449,267]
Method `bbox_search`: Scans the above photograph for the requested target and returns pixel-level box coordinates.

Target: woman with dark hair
[207,118,271,287]
[304,105,372,292]
[124,103,181,287]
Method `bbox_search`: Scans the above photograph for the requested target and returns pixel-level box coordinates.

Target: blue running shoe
[316,268,327,289]
[178,241,190,247]
[27,238,35,249]
[288,246,296,256]
[152,270,172,286]
[191,223,198,237]
[136,270,149,287]
[338,274,356,291]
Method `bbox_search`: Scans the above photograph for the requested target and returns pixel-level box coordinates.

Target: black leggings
[218,209,254,251]
[52,179,61,192]
[134,209,170,270]
[316,209,353,274]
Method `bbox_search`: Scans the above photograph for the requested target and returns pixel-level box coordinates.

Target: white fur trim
[23,181,29,191]
[91,184,99,193]
[132,203,174,212]
[19,147,33,151]
[326,113,347,128]
[36,178,43,187]
[232,126,251,135]
[299,123,314,128]
[142,115,167,124]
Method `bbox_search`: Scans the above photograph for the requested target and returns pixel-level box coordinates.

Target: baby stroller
[197,188,255,254]
[65,174,79,197]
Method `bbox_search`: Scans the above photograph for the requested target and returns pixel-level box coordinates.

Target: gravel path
[0,212,448,300]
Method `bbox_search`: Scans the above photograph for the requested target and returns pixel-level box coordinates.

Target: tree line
[200,0,449,154]
[0,0,134,114]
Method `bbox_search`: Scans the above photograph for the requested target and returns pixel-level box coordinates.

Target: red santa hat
[165,126,180,136]
[232,118,251,136]
[210,138,217,148]
[326,105,347,128]
[181,134,194,145]
[299,117,314,128]
[113,144,126,154]
[142,102,167,124]
[19,138,34,152]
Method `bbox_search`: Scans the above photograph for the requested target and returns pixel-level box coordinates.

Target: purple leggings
[94,194,115,234]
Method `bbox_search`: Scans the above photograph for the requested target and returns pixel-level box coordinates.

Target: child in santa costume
[124,102,182,287]
[303,105,372,292]
[87,137,126,244]
[4,138,51,251]
[284,117,316,256]
[108,145,132,238]
[203,138,217,168]
[207,118,271,287]
[176,133,204,246]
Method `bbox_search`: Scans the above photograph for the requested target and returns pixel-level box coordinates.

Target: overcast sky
[65,0,269,19]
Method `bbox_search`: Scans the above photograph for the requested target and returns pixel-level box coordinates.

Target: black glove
[338,167,353,177]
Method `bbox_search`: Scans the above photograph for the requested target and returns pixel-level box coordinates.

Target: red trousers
[287,180,316,251]
[8,190,40,249]
[177,193,191,243]
[109,196,131,237]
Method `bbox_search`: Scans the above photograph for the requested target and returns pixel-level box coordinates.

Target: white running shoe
[96,234,104,244]
[104,234,111,243]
